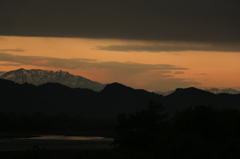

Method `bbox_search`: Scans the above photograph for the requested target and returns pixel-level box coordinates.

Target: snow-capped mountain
[204,88,240,94]
[154,87,240,96]
[0,68,105,91]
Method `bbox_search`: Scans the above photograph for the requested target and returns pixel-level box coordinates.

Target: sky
[0,0,240,91]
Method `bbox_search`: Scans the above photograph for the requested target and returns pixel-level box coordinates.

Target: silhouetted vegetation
[2,104,240,159]
[1,79,240,158]
[113,104,240,159]
[0,112,116,133]
[13,146,48,159]
[112,102,168,151]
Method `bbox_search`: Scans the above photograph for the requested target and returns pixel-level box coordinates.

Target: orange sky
[0,36,240,91]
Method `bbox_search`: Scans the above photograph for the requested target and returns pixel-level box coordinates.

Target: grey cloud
[95,61,187,73]
[0,63,21,66]
[95,43,240,52]
[0,53,92,69]
[0,53,188,73]
[130,78,200,91]
[0,0,239,47]
[174,71,185,74]
[196,73,209,75]
[0,49,25,52]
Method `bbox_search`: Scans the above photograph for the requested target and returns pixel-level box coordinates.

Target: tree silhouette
[112,102,167,151]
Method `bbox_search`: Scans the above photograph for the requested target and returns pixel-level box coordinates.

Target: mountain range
[0,68,105,92]
[0,76,239,118]
[204,88,240,94]
[0,78,162,117]
[162,87,240,114]
[154,88,240,96]
[1,68,239,95]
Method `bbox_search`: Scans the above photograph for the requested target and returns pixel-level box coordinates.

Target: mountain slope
[154,87,240,96]
[0,79,163,117]
[0,77,239,117]
[163,87,240,113]
[0,68,105,91]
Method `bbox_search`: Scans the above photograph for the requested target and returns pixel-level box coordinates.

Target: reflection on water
[17,135,113,141]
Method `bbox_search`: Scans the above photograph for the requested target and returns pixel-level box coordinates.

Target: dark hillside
[163,87,240,114]
[0,79,163,117]
[1,79,239,118]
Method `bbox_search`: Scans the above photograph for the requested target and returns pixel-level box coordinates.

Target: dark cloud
[95,61,188,75]
[196,73,209,75]
[0,63,21,66]
[94,43,240,52]
[0,53,188,72]
[0,49,25,52]
[174,71,185,74]
[0,0,239,47]
[0,53,92,69]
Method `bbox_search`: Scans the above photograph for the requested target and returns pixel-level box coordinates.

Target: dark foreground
[0,149,161,159]
[0,138,113,151]
[0,132,114,159]
[2,104,240,159]
[1,149,82,159]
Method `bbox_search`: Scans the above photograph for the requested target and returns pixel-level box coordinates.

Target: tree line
[0,112,116,133]
[113,102,240,159]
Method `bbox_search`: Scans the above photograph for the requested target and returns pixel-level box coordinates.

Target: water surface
[16,135,113,141]
[0,135,114,151]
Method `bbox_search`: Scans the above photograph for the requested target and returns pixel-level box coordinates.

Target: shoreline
[0,131,116,139]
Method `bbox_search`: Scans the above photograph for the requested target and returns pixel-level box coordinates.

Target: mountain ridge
[2,68,239,94]
[0,78,239,118]
[0,68,105,92]
[0,78,163,117]
[204,87,240,94]
[154,87,240,96]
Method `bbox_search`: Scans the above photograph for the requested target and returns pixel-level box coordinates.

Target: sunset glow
[1,36,239,91]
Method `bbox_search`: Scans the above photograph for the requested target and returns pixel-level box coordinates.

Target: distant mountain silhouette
[0,68,105,91]
[0,79,163,117]
[154,87,240,96]
[99,82,163,115]
[0,78,239,117]
[163,87,240,113]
